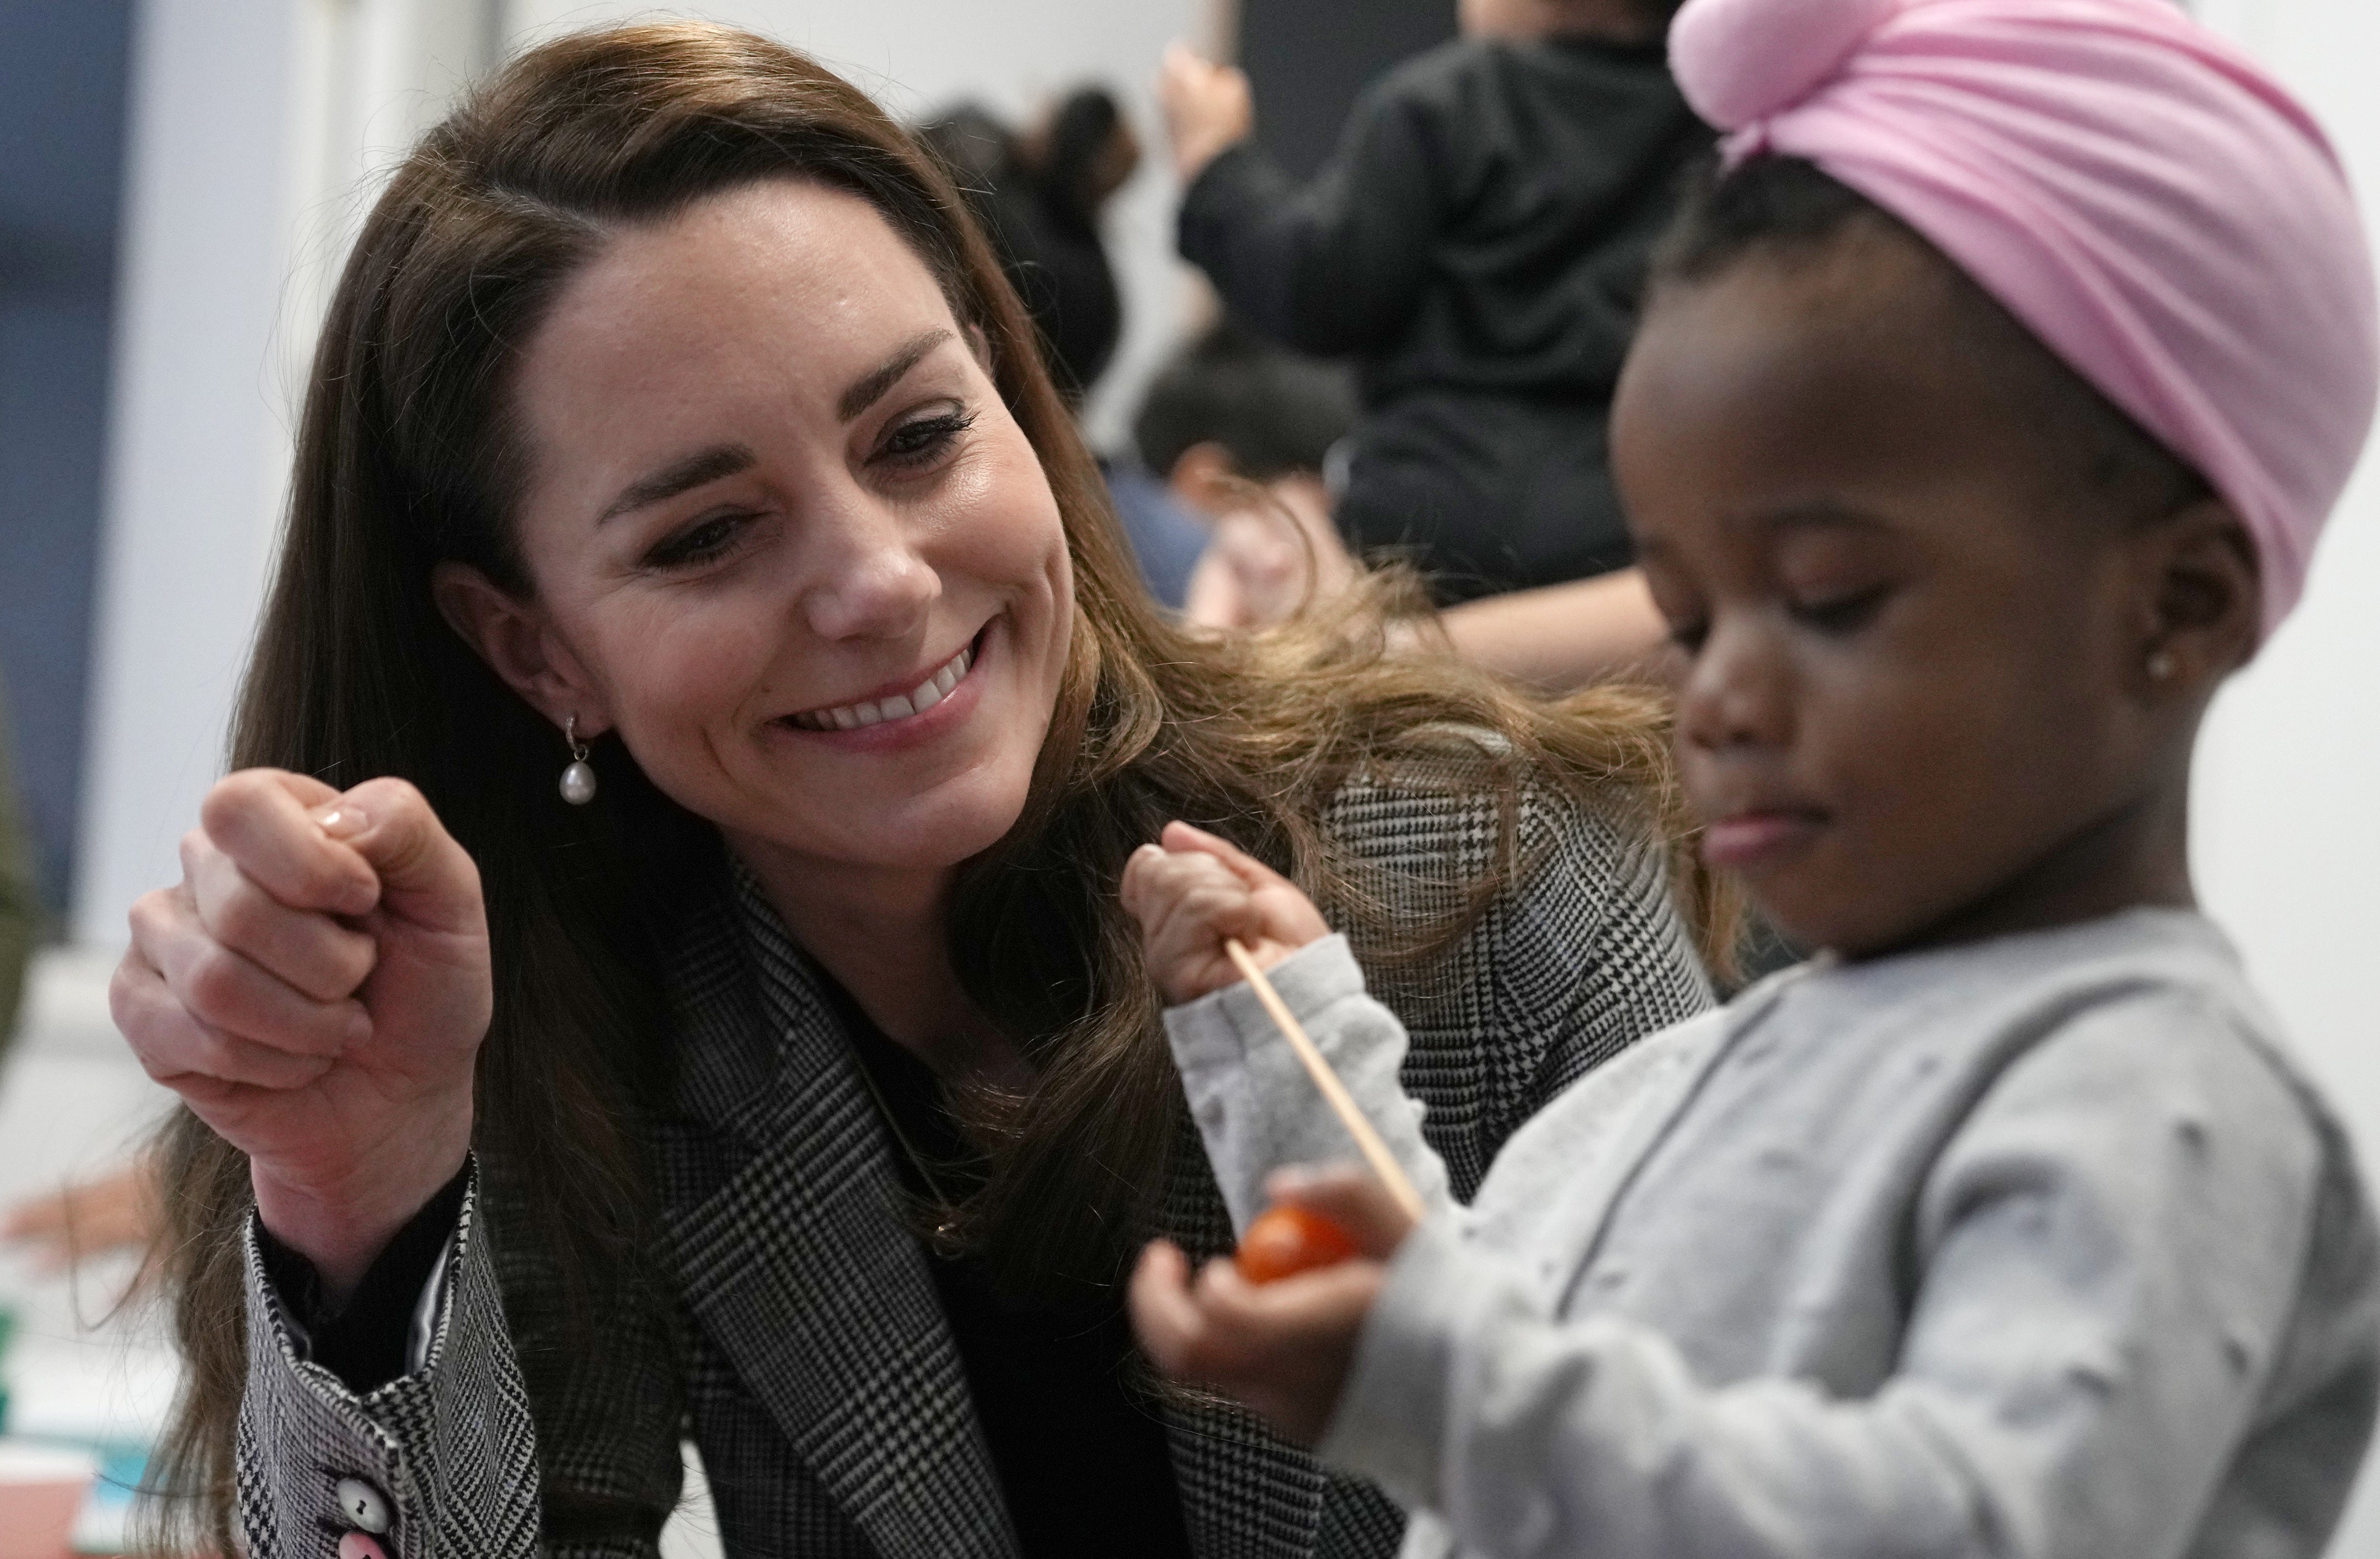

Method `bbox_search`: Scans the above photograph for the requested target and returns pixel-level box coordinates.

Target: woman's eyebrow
[838,328,955,421]
[598,443,758,523]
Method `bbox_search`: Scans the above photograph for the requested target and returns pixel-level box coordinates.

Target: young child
[1120,1,2380,1554]
[1160,0,1704,604]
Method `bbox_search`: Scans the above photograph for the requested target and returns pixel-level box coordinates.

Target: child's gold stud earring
[2146,649,2177,681]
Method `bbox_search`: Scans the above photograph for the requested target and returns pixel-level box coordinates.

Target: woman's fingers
[330,775,486,936]
[112,949,336,1091]
[190,841,378,1001]
[128,886,366,1063]
[198,770,380,918]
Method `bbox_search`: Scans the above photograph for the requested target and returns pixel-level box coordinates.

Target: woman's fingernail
[345,1010,373,1049]
[315,803,370,839]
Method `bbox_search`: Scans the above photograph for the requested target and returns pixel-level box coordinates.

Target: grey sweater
[1165,909,2379,1558]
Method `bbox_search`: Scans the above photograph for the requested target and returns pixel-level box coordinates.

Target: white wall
[76,0,311,945]
[2188,2,2380,1553]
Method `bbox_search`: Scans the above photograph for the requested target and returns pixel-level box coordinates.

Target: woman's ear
[429,561,614,736]
[2132,496,2263,694]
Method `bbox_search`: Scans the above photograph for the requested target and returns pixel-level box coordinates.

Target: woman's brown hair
[143,22,1725,1553]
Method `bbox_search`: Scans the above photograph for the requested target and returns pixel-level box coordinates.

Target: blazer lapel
[1154,1121,1331,1559]
[659,883,1019,1559]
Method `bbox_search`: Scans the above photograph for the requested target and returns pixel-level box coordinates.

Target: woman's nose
[797,494,940,643]
[1677,617,1793,754]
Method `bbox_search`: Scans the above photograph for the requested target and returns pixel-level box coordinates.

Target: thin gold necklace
[846,1044,966,1245]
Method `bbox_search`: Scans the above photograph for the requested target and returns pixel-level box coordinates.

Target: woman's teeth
[786,644,972,732]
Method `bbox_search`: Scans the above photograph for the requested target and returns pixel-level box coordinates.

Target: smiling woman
[116,23,1725,1559]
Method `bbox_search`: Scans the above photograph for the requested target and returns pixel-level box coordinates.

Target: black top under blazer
[232,742,1713,1557]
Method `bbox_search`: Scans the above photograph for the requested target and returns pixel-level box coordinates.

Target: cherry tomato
[1234,1204,1361,1284]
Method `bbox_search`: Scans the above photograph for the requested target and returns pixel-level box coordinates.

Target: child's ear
[1168,442,1240,516]
[2132,496,2263,692]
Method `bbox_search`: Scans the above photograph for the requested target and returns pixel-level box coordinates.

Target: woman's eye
[1789,585,1888,635]
[878,408,976,468]
[1666,618,1710,655]
[644,512,751,570]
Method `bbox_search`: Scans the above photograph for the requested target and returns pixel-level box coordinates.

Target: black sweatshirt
[1179,34,1710,602]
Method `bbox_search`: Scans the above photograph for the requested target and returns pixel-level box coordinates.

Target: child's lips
[1702,810,1826,870]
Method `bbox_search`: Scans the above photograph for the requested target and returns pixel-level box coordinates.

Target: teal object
[0,1301,14,1433]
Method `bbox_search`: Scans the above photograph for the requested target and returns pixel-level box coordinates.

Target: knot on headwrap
[1671,0,1898,128]
[1667,0,2379,633]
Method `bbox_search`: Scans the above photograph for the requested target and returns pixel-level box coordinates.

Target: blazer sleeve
[234,1163,563,1558]
[1317,993,2347,1559]
[1331,762,1715,1200]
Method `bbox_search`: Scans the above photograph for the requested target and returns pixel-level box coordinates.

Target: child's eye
[644,512,753,571]
[877,407,976,469]
[1789,585,1889,635]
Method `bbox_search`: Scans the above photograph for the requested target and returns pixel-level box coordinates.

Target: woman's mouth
[782,640,976,732]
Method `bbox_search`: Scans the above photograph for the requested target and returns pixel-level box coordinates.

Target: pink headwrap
[1668,0,2378,632]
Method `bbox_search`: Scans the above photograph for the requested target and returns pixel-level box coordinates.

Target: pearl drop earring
[560,715,597,805]
[2147,649,2177,682]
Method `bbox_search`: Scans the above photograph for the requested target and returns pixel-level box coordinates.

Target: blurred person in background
[922,87,1137,407]
[924,90,1213,607]
[1131,319,1360,628]
[1158,0,1705,616]
[1135,322,1668,692]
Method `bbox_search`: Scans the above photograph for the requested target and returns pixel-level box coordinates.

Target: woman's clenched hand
[114,769,490,1301]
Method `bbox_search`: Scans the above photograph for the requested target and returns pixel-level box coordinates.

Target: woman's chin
[727,764,1036,876]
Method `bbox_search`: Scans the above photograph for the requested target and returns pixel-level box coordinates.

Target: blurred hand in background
[1,1158,158,1277]
[1158,42,1253,182]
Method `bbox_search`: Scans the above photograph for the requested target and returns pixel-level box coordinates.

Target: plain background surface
[17,0,2379,1553]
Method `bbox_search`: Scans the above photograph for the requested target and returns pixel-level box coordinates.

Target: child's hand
[1121,821,1331,1005]
[1130,1166,1417,1444]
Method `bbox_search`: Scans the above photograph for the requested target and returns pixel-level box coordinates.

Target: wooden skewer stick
[1223,938,1430,1224]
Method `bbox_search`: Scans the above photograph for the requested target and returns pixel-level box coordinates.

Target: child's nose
[1677,619,1793,752]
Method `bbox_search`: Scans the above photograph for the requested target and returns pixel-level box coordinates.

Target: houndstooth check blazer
[233,746,1714,1558]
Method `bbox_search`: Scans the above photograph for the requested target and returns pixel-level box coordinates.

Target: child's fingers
[1119,843,1168,926]
[1194,1244,1385,1335]
[1265,1164,1418,1258]
[1127,849,1265,948]
[1159,820,1297,894]
[1129,1240,1211,1380]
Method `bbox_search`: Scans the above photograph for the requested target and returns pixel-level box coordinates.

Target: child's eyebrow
[1742,502,1898,544]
